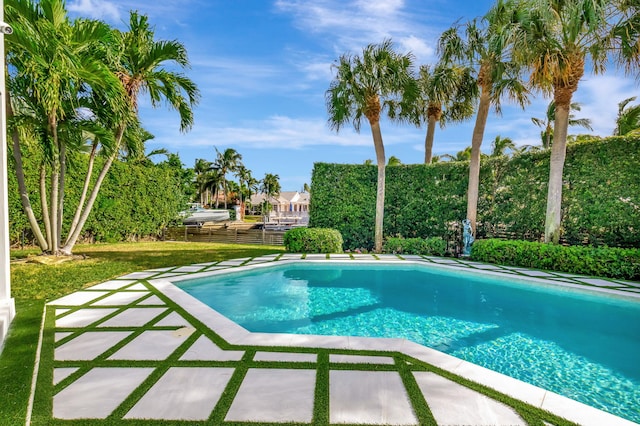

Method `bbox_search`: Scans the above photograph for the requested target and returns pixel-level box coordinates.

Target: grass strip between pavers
[25,277,584,426]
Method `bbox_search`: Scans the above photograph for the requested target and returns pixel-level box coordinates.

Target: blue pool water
[178,263,640,422]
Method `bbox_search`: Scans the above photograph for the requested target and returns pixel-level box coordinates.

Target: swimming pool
[178,262,640,422]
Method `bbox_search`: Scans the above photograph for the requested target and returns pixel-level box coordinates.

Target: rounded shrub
[284,227,344,253]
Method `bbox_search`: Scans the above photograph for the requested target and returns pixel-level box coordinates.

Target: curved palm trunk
[60,125,126,255]
[39,165,52,250]
[544,103,570,244]
[466,88,491,235]
[66,144,97,245]
[370,120,386,253]
[424,115,437,164]
[58,142,66,248]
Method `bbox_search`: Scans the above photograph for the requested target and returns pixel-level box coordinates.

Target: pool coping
[147,256,640,426]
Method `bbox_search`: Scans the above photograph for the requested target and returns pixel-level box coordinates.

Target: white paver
[126,283,148,291]
[574,278,617,287]
[375,254,403,261]
[330,354,395,365]
[180,336,244,361]
[217,259,247,266]
[225,368,316,423]
[513,269,556,277]
[55,332,73,342]
[330,370,417,425]
[48,291,110,306]
[125,367,234,420]
[56,331,133,361]
[155,272,186,278]
[98,308,167,328]
[254,351,316,363]
[53,368,79,385]
[304,254,327,260]
[87,280,136,290]
[119,271,158,279]
[136,295,165,306]
[414,372,525,426]
[173,265,206,273]
[329,254,352,259]
[53,368,153,419]
[91,292,149,306]
[55,309,70,316]
[154,311,191,327]
[108,330,191,360]
[55,308,118,328]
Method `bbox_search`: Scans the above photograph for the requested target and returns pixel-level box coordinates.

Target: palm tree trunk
[424,115,437,164]
[58,142,66,248]
[49,117,60,254]
[544,102,570,243]
[39,164,52,250]
[466,88,491,235]
[223,180,228,209]
[370,120,386,253]
[60,125,126,255]
[66,144,97,244]
[6,96,48,251]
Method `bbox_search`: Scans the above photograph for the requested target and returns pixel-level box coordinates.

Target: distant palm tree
[614,96,640,136]
[326,39,417,252]
[387,156,402,166]
[413,62,478,163]
[214,147,242,209]
[439,1,529,234]
[302,183,311,193]
[489,136,515,157]
[531,101,592,149]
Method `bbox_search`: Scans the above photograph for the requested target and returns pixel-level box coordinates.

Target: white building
[249,191,310,224]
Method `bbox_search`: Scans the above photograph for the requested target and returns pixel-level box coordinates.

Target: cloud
[68,0,121,22]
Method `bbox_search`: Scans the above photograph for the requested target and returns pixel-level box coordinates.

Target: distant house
[249,191,310,224]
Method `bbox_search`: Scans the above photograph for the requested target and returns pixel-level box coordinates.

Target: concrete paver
[91,291,149,306]
[154,311,191,327]
[108,330,191,361]
[179,335,244,361]
[124,367,234,420]
[98,308,167,328]
[55,308,118,328]
[254,351,316,362]
[56,331,133,361]
[53,367,79,385]
[53,367,153,419]
[330,370,417,425]
[49,291,110,306]
[330,354,395,364]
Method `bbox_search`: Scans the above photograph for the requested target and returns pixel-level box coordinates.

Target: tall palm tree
[193,158,212,205]
[439,1,529,235]
[610,0,640,78]
[326,39,417,252]
[531,101,592,149]
[513,0,609,243]
[414,62,478,163]
[6,0,124,254]
[214,147,242,209]
[61,11,199,254]
[614,96,640,136]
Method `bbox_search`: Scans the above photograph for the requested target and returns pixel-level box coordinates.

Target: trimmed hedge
[383,237,447,256]
[470,239,640,280]
[310,137,640,250]
[284,227,344,253]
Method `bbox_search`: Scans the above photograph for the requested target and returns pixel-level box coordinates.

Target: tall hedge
[310,136,640,250]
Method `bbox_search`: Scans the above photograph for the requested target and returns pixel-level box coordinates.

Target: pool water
[179,263,640,422]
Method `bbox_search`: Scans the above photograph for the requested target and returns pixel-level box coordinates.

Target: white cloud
[68,0,121,22]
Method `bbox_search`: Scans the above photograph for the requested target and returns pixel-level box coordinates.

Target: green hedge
[470,239,640,280]
[310,137,640,250]
[284,227,344,253]
[383,237,447,256]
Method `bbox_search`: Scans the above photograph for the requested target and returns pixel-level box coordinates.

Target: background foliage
[310,137,640,250]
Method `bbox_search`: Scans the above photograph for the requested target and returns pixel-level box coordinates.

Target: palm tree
[413,62,478,163]
[439,1,529,235]
[531,101,592,149]
[387,156,402,166]
[61,11,199,254]
[193,158,213,205]
[235,164,252,219]
[489,135,515,157]
[513,0,609,243]
[214,147,242,209]
[6,0,125,254]
[614,96,640,136]
[326,39,417,252]
[610,1,640,78]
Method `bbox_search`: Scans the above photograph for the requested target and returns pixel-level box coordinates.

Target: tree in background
[439,1,529,235]
[531,101,592,149]
[326,39,417,252]
[614,96,640,136]
[489,136,515,157]
[214,147,242,209]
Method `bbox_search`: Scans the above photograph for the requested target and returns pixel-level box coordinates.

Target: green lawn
[1,242,285,424]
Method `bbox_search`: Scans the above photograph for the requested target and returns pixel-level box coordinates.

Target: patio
[38,254,639,425]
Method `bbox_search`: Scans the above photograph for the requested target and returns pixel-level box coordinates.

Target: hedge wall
[310,136,640,250]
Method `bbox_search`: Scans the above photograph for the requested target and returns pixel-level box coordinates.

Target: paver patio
[36,254,639,425]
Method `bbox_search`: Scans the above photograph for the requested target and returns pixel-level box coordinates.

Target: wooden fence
[163,225,285,246]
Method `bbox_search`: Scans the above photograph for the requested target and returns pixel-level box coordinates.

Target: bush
[383,237,447,256]
[471,239,640,280]
[284,228,344,253]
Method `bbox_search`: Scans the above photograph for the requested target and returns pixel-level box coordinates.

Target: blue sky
[68,0,639,191]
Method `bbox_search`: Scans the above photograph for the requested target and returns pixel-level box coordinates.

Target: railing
[163,225,285,246]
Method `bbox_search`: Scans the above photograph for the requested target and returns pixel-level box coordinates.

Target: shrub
[383,237,447,256]
[471,239,640,280]
[284,227,344,253]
